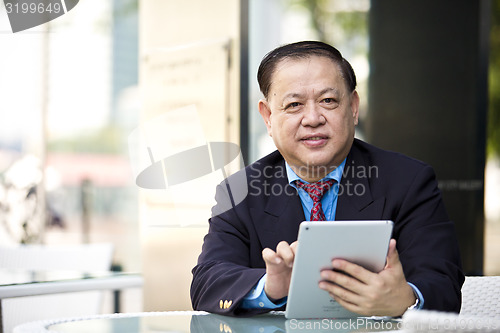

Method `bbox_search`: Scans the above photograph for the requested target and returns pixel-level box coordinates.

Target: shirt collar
[285,158,347,185]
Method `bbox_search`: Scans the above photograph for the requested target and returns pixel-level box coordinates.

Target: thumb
[385,239,401,268]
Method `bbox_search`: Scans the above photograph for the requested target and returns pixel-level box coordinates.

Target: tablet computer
[285,220,394,319]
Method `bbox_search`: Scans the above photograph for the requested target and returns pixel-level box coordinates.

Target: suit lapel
[263,181,305,245]
[252,157,305,249]
[336,140,386,220]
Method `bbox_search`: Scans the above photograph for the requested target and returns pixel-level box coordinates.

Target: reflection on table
[45,311,401,333]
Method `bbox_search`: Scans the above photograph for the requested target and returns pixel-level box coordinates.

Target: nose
[301,103,326,127]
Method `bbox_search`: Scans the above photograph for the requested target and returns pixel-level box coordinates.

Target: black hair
[257,41,357,98]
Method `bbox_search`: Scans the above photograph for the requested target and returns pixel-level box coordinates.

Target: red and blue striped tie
[295,179,335,221]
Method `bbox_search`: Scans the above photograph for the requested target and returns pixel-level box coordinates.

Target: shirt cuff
[239,274,288,309]
[407,282,425,309]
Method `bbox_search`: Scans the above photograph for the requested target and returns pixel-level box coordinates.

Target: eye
[285,102,302,110]
[321,97,339,108]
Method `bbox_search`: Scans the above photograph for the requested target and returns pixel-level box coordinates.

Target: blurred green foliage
[48,126,125,154]
[489,0,500,158]
[294,0,368,55]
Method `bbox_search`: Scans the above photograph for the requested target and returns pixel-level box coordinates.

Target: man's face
[259,56,359,182]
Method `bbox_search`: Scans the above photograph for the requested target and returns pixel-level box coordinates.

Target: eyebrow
[318,87,341,98]
[282,92,305,100]
[282,87,341,101]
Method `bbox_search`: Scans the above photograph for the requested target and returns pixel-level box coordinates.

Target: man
[190,41,464,317]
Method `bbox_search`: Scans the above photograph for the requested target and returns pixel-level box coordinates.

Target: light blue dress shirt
[240,158,424,310]
[287,159,346,222]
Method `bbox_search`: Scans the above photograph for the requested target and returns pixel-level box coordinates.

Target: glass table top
[47,312,402,333]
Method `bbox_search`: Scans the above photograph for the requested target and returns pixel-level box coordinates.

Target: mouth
[300,135,329,147]
[301,134,329,141]
[302,136,327,141]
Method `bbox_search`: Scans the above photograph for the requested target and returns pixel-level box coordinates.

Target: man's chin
[297,159,337,173]
[300,153,337,168]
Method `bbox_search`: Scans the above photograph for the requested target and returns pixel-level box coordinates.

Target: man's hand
[318,239,416,317]
[262,241,298,301]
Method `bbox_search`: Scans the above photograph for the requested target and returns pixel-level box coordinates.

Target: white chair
[403,275,500,332]
[460,275,500,318]
[0,243,114,333]
[403,309,500,332]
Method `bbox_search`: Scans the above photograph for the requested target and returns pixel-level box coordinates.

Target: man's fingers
[262,241,295,267]
[320,268,365,294]
[319,280,363,308]
[276,241,295,267]
[262,247,282,265]
[262,242,295,301]
[330,259,373,285]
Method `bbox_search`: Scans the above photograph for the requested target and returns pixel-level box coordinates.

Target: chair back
[460,275,500,317]
[0,243,114,333]
[0,242,113,271]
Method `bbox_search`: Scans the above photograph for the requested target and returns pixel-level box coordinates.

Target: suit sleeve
[190,181,274,316]
[393,165,464,313]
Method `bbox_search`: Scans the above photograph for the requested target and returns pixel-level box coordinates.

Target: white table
[0,270,143,333]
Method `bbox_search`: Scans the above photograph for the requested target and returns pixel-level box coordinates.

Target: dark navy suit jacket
[190,139,464,316]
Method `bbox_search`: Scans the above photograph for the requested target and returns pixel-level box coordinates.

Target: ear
[258,99,273,137]
[350,90,360,126]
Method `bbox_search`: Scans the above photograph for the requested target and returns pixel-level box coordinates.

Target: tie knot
[295,179,335,203]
